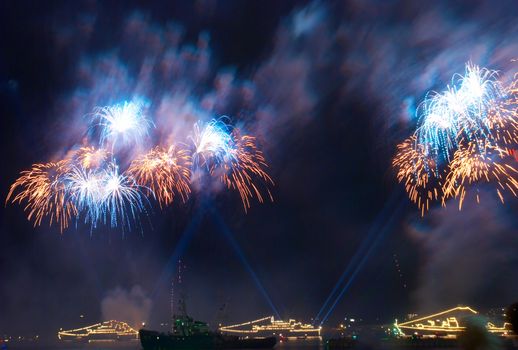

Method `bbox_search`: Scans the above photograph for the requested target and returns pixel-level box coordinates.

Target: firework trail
[442,141,518,209]
[393,136,442,216]
[6,161,77,232]
[92,101,153,148]
[128,145,192,208]
[217,131,274,211]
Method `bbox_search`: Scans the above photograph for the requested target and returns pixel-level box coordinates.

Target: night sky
[1,0,517,338]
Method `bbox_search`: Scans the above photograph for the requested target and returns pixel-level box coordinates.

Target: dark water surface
[1,338,466,350]
[3,339,323,350]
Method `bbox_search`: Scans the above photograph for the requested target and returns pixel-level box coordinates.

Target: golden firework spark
[392,136,442,216]
[442,141,518,209]
[217,132,274,211]
[484,75,518,146]
[6,160,77,232]
[74,146,110,169]
[128,145,192,208]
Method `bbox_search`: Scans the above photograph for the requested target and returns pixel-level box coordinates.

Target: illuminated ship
[394,306,513,338]
[219,316,321,339]
[58,320,139,343]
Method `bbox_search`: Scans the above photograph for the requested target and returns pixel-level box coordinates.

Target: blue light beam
[211,208,281,320]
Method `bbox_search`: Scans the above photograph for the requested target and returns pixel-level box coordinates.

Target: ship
[219,316,321,339]
[139,315,276,350]
[394,306,513,338]
[58,320,139,343]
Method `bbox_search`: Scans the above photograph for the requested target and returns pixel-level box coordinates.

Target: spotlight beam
[151,203,206,301]
[210,207,281,320]
[315,191,405,325]
[319,198,406,325]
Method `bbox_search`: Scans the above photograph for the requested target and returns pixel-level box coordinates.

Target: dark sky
[1,0,517,337]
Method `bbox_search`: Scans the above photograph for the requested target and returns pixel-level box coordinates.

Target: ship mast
[215,297,229,329]
[170,260,178,328]
[171,260,188,333]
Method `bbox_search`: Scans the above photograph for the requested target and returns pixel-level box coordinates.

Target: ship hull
[139,330,276,350]
[220,336,277,349]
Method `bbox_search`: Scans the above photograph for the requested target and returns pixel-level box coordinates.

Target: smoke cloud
[48,0,518,166]
[409,192,518,313]
[101,285,152,328]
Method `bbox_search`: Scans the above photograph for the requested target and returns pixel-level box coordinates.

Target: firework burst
[67,162,148,230]
[217,131,274,211]
[128,145,192,208]
[191,118,233,167]
[396,63,518,214]
[442,141,518,209]
[92,101,153,148]
[6,161,77,232]
[415,63,504,161]
[456,63,503,114]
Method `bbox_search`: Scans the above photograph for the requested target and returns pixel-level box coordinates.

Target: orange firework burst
[217,131,274,211]
[74,146,110,169]
[442,141,518,209]
[128,145,192,207]
[392,136,442,216]
[6,160,77,232]
[485,75,518,146]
